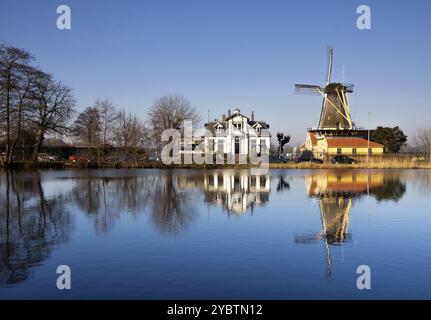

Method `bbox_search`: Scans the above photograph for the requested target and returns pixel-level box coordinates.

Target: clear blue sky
[1,0,430,144]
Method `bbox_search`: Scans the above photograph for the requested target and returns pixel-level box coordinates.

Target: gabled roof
[308,133,317,146]
[248,121,269,129]
[205,121,226,135]
[225,110,249,121]
[325,137,384,148]
[213,122,225,128]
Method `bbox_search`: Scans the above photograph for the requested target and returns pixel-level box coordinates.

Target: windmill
[295,47,355,130]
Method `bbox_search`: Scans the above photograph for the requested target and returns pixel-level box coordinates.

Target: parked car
[69,155,90,162]
[38,153,58,162]
[148,154,160,161]
[295,151,323,164]
[269,155,287,163]
[0,152,17,161]
[331,155,357,164]
[412,156,426,162]
[283,153,297,162]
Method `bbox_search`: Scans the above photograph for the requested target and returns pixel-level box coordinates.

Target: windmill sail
[294,46,354,130]
[326,46,333,85]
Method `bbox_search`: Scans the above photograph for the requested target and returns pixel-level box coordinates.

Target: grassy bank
[3,160,431,170]
[268,162,431,169]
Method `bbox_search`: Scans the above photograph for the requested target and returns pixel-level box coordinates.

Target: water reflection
[0,169,414,287]
[70,172,195,234]
[0,171,72,285]
[297,170,406,276]
[177,171,272,215]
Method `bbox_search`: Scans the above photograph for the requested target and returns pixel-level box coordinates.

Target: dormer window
[233,123,242,130]
[213,123,224,133]
[252,123,262,134]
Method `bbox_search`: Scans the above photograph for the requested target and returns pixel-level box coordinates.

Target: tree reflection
[276,176,290,192]
[151,172,195,234]
[404,170,431,196]
[371,178,406,202]
[69,171,195,234]
[0,171,72,285]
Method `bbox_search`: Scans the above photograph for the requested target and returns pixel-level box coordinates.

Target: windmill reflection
[0,171,72,285]
[177,170,273,215]
[297,171,405,276]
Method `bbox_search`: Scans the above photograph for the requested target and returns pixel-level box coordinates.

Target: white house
[203,108,270,156]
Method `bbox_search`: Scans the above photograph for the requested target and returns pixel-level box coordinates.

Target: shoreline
[2,161,431,170]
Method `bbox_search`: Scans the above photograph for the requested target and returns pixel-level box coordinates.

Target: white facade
[204,109,270,156]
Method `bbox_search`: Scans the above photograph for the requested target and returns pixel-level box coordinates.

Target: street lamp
[367,112,371,163]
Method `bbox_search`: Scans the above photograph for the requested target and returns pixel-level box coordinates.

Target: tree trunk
[97,145,101,167]
[32,131,44,162]
[9,103,24,165]
[5,73,12,166]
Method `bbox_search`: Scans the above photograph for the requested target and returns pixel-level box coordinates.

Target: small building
[305,131,384,159]
[203,108,270,156]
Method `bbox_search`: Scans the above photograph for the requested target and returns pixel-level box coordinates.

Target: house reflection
[177,170,271,215]
[297,171,406,276]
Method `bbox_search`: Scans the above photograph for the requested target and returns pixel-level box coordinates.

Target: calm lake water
[1,168,430,299]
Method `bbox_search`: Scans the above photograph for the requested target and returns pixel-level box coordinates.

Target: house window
[216,127,223,133]
[337,148,342,154]
[207,139,214,153]
[250,140,257,153]
[260,140,268,153]
[233,122,242,130]
[217,140,224,153]
[352,148,357,155]
[368,148,373,155]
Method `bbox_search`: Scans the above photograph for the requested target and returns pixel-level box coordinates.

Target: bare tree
[72,106,101,159]
[415,127,431,162]
[113,109,132,149]
[27,74,75,161]
[12,67,46,162]
[113,109,147,161]
[276,132,291,158]
[148,94,200,151]
[94,98,117,162]
[0,44,40,165]
[95,98,117,145]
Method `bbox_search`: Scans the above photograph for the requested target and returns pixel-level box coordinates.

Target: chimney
[222,114,226,121]
[251,110,254,121]
[228,109,231,117]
